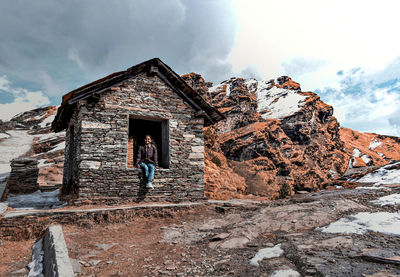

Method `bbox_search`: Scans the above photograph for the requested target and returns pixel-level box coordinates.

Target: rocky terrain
[1,170,400,276]
[182,73,400,200]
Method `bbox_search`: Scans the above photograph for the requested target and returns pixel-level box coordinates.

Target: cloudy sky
[0,0,399,136]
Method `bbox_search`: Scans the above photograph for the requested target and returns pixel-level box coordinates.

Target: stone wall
[0,202,202,240]
[64,73,205,202]
[7,158,39,194]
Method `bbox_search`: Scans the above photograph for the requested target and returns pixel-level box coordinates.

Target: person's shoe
[146,182,153,189]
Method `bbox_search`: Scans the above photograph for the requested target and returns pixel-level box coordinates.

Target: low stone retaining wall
[0,202,204,240]
[7,158,39,194]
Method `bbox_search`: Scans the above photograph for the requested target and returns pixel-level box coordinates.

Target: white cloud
[0,75,11,90]
[0,75,50,121]
[231,0,400,89]
[318,64,400,136]
[229,0,400,136]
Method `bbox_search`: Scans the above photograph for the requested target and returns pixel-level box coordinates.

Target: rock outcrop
[182,73,399,199]
[340,127,400,168]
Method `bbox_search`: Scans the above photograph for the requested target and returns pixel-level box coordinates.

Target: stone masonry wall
[67,73,205,203]
[62,108,81,196]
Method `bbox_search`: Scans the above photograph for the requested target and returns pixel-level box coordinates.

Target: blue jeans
[139,162,155,182]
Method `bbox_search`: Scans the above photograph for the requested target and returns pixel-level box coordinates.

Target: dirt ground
[0,238,35,276]
[1,186,400,277]
[63,205,219,277]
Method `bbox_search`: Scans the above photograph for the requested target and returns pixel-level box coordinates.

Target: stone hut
[52,58,223,203]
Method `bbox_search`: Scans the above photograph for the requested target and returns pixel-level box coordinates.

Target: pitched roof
[52,58,224,132]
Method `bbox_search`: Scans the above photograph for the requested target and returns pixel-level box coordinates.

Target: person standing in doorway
[136,135,158,189]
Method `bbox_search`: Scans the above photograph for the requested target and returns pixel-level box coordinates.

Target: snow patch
[34,131,64,143]
[318,212,400,235]
[371,194,400,206]
[369,139,382,150]
[37,159,54,168]
[256,85,308,119]
[0,132,10,139]
[355,186,389,190]
[225,84,231,97]
[250,244,283,267]
[357,161,400,186]
[328,169,338,178]
[244,78,258,90]
[352,148,361,157]
[48,141,65,153]
[270,269,301,277]
[209,82,231,97]
[0,130,33,175]
[361,155,371,164]
[32,113,46,121]
[39,113,55,128]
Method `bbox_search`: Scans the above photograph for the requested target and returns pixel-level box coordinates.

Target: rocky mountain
[0,75,399,201]
[182,73,400,199]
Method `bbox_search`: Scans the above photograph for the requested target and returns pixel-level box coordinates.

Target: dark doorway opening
[63,125,75,194]
[129,118,169,168]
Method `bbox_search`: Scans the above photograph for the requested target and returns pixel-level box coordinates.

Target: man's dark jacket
[136,144,158,167]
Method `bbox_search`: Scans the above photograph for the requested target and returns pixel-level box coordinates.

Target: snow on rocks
[48,141,65,153]
[0,132,10,139]
[250,244,283,267]
[38,113,55,128]
[0,130,33,175]
[270,269,301,277]
[357,161,400,186]
[371,194,400,206]
[361,155,371,165]
[318,211,400,236]
[355,186,389,190]
[353,148,362,157]
[33,132,65,143]
[210,77,309,120]
[369,139,382,150]
[37,159,54,168]
[256,83,308,120]
[208,82,231,97]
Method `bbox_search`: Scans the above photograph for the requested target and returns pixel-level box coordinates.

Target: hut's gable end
[69,73,205,202]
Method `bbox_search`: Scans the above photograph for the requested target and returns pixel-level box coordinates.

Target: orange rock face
[340,127,400,168]
[182,73,358,199]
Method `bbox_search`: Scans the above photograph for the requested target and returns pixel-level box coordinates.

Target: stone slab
[43,225,74,277]
[0,202,8,215]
